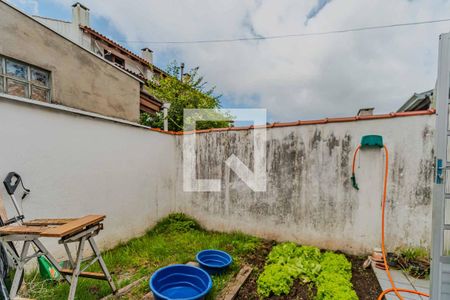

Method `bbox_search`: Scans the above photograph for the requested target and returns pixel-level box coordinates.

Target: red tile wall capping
[148,109,435,135]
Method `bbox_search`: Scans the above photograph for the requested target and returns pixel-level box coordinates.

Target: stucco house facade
[0,1,162,122]
[33,2,165,115]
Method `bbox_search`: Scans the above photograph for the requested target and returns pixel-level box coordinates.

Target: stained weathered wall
[0,94,435,256]
[0,96,176,258]
[0,2,141,122]
[174,114,435,254]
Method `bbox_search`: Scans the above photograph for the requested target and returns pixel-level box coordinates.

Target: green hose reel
[351,135,384,190]
[360,135,383,149]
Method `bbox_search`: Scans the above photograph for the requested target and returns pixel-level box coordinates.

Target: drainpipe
[162,103,171,131]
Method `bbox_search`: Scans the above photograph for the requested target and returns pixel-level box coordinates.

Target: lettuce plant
[257,243,358,299]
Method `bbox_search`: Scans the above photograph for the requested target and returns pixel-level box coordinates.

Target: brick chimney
[72,2,90,27]
[141,48,153,64]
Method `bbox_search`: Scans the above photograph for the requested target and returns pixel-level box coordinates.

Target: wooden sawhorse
[0,215,117,299]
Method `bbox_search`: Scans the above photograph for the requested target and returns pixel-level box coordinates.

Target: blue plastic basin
[150,264,212,300]
[196,249,233,275]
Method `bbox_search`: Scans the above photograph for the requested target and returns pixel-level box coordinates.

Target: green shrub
[150,213,202,234]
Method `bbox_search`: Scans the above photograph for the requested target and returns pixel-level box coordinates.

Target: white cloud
[49,0,450,121]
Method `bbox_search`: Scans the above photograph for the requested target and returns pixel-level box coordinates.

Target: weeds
[400,247,429,261]
[393,247,430,279]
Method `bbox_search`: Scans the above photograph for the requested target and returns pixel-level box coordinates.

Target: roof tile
[80,25,168,76]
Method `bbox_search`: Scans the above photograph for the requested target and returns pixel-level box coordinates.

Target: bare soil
[236,241,382,300]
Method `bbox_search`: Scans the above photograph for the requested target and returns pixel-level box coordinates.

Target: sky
[7,0,450,122]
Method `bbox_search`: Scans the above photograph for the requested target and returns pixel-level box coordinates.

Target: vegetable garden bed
[237,241,382,300]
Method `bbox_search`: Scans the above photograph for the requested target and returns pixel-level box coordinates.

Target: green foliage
[140,62,232,131]
[257,264,294,297]
[318,252,352,280]
[265,243,322,283]
[397,247,430,279]
[257,243,357,299]
[400,247,429,261]
[257,243,323,297]
[150,213,202,234]
[266,242,299,264]
[315,252,357,300]
[315,277,357,300]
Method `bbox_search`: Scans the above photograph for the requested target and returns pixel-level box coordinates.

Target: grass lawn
[24,214,261,300]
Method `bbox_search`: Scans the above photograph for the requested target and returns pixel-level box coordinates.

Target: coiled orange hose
[352,145,430,299]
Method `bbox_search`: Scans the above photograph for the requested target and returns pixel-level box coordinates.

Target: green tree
[140,62,232,131]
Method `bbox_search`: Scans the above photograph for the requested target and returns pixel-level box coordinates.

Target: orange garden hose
[352,145,430,300]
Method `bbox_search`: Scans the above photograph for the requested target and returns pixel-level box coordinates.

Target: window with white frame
[0,56,51,102]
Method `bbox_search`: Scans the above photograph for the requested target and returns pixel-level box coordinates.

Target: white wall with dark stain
[0,94,435,256]
[175,114,435,254]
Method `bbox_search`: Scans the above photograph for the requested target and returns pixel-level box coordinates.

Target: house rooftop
[397,89,433,112]
[80,25,168,77]
[32,15,71,23]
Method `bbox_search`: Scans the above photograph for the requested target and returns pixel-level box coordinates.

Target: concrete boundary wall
[0,95,176,257]
[0,95,436,255]
[174,113,435,254]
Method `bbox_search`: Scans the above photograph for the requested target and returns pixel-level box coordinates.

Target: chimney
[162,103,171,131]
[357,107,374,116]
[72,2,90,27]
[141,48,153,64]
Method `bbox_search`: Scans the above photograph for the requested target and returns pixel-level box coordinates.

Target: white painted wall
[174,114,435,254]
[0,96,176,258]
[0,94,436,256]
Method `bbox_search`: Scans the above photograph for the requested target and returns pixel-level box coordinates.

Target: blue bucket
[196,249,233,275]
[150,264,212,300]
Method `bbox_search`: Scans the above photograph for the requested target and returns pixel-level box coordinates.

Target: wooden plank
[60,269,107,280]
[100,277,146,300]
[23,218,76,226]
[0,225,47,235]
[141,292,154,300]
[41,215,105,237]
[216,265,253,300]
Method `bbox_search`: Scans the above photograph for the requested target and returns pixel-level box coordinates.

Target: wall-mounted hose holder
[351,135,384,190]
[360,135,384,149]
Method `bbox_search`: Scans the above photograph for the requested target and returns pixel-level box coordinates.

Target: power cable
[117,18,450,45]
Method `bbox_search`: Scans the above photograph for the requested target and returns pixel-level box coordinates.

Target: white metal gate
[431,32,450,299]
